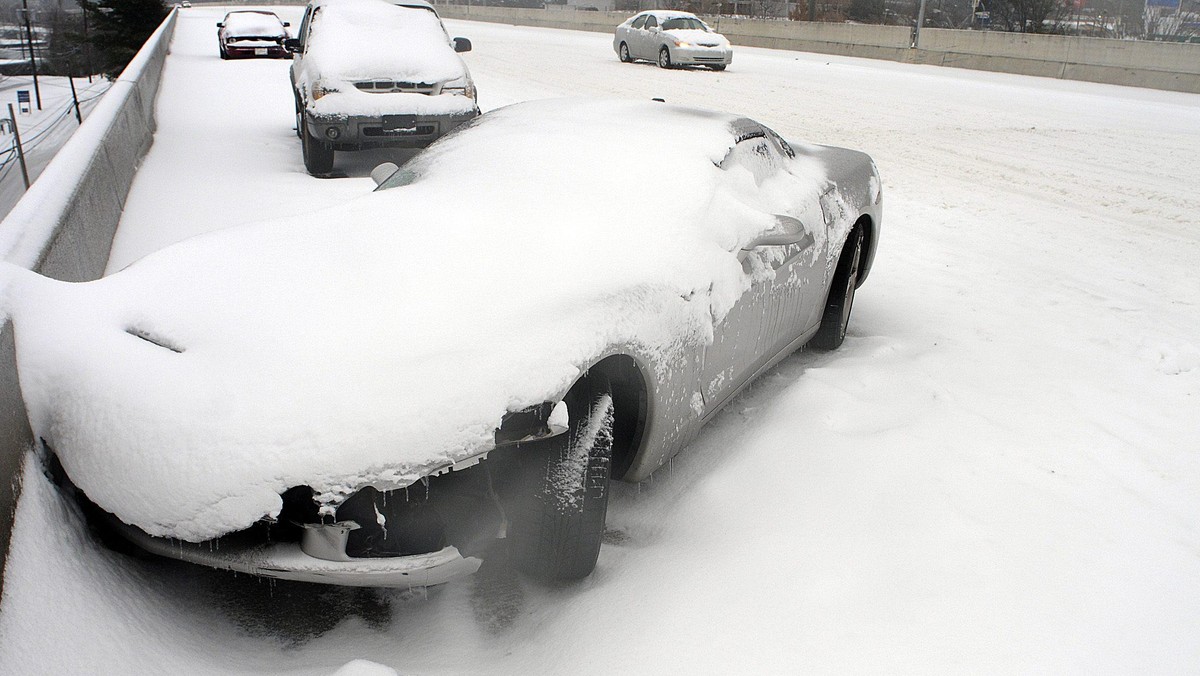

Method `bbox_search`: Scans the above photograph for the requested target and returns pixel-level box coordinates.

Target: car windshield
[661,17,707,31]
[224,12,285,36]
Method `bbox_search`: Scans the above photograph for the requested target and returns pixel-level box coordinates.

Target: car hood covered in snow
[306,0,464,84]
[6,98,830,543]
[665,29,728,47]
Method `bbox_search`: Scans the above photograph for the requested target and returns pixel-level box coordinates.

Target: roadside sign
[17,90,30,114]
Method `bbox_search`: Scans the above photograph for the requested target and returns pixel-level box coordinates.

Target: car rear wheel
[619,42,632,63]
[507,375,613,581]
[658,46,673,69]
[301,116,334,176]
[813,226,863,350]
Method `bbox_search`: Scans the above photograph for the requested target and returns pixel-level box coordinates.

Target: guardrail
[436,4,1200,94]
[0,10,178,595]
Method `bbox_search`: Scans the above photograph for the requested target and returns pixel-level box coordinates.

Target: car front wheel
[813,226,863,350]
[301,116,334,176]
[619,42,632,63]
[507,375,613,581]
[658,46,673,69]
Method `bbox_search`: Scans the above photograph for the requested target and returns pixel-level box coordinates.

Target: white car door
[640,14,660,60]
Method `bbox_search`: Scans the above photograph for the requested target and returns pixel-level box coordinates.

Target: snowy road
[2,6,1199,674]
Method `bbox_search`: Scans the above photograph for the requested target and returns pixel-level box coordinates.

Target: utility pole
[69,77,82,124]
[8,104,30,190]
[20,0,42,111]
[83,2,93,83]
[914,0,928,47]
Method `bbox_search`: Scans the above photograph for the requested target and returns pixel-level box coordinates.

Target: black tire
[812,226,863,350]
[294,99,303,139]
[658,46,672,69]
[219,47,228,60]
[301,116,334,175]
[709,64,726,71]
[618,42,632,63]
[507,376,614,581]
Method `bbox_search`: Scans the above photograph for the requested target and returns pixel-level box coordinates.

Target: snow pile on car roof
[223,11,287,37]
[306,0,462,84]
[8,98,828,542]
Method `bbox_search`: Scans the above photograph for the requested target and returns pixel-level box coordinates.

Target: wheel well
[575,355,647,481]
[852,214,874,287]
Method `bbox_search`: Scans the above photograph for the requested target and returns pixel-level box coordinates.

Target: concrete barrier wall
[915,28,1200,91]
[436,4,1200,93]
[0,10,178,595]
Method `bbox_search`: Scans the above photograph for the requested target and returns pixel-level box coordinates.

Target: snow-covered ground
[2,6,1199,674]
[0,74,111,219]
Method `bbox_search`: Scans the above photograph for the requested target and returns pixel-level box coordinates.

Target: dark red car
[217,11,291,59]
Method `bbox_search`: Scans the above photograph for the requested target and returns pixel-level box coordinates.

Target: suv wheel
[301,117,334,176]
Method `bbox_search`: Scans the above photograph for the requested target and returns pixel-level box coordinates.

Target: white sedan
[614,10,732,70]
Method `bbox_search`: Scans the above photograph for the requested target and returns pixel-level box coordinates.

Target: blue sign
[16,90,29,103]
[1145,0,1180,7]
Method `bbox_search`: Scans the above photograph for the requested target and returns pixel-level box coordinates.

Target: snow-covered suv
[284,0,479,175]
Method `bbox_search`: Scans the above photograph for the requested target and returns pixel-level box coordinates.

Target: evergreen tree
[79,0,168,78]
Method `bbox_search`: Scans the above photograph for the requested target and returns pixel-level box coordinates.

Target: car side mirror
[216,22,224,27]
[453,37,472,53]
[283,37,302,53]
[283,21,291,27]
[742,215,810,249]
[371,162,399,187]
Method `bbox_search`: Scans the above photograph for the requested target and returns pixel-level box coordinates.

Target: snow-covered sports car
[8,98,880,587]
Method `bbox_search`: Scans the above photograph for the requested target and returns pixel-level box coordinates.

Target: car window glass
[298,6,313,45]
[375,168,420,191]
[630,15,647,29]
[645,15,657,29]
[661,17,706,30]
[766,128,796,159]
[721,123,782,184]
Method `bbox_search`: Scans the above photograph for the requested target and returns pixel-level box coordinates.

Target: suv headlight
[441,76,476,101]
[311,80,339,101]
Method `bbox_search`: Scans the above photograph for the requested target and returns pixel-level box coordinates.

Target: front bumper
[114,519,482,588]
[305,108,479,150]
[224,41,288,58]
[672,46,732,66]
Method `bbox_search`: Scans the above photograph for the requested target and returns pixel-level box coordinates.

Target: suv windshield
[661,17,707,31]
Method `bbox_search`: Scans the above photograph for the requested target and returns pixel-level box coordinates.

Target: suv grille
[353,81,436,94]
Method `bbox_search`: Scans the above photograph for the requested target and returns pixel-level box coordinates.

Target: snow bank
[10,98,827,543]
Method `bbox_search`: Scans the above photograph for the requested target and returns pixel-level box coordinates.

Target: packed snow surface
[7,97,828,542]
[1,8,1198,674]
